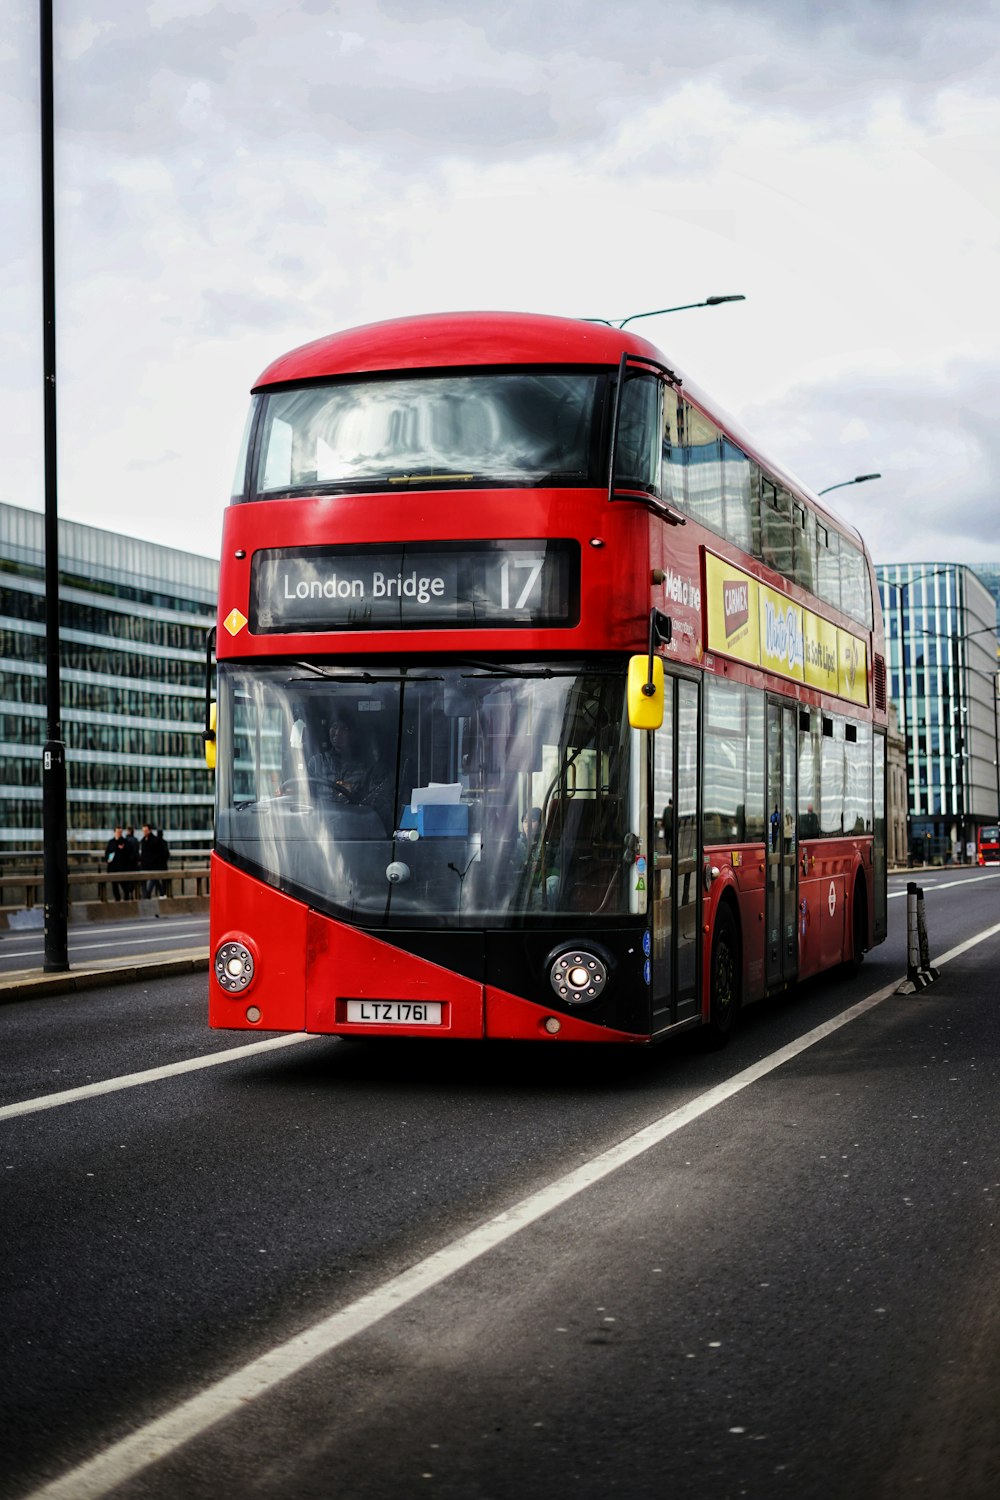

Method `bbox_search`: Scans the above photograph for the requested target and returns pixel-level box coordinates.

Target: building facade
[0,502,218,851]
[886,700,907,867]
[971,563,1000,630]
[877,562,1000,863]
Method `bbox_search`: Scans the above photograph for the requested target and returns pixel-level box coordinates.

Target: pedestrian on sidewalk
[105,825,130,901]
[140,824,159,897]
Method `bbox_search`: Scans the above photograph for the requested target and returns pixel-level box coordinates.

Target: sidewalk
[0,947,209,1003]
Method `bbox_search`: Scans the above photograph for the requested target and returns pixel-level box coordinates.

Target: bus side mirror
[627,655,664,730]
[203,624,217,770]
[204,701,217,771]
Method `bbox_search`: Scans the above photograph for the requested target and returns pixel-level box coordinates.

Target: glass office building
[877,563,1000,863]
[971,563,1000,631]
[0,502,218,850]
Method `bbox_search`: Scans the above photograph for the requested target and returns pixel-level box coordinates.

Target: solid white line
[888,871,1000,898]
[916,872,1000,893]
[0,946,208,984]
[0,985,917,1500]
[16,918,1000,1500]
[0,1034,318,1123]
[932,921,1000,967]
[1,925,208,954]
[69,935,206,954]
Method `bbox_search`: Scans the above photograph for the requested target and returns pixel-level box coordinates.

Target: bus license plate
[345,1001,442,1026]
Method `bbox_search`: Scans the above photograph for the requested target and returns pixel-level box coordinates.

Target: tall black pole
[890,580,911,865]
[40,0,69,971]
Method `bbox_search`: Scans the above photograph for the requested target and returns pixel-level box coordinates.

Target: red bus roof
[253,311,667,388]
[251,310,865,552]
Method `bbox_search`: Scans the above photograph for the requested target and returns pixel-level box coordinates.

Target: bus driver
[306,709,393,831]
[308,712,373,801]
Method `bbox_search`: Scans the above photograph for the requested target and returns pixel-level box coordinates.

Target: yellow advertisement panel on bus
[704,562,761,666]
[803,613,840,696]
[704,552,867,706]
[837,631,868,706]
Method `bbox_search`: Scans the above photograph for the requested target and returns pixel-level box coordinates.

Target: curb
[0,895,210,931]
[0,950,209,1004]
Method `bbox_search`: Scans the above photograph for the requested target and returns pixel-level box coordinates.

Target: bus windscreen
[215,661,632,925]
[253,372,605,496]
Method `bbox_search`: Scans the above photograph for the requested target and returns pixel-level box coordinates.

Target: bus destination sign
[250,540,580,633]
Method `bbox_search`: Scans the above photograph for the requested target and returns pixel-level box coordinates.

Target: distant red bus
[208,312,887,1046]
[978,825,1000,865]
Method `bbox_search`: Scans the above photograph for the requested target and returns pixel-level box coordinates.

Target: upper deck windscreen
[252,371,606,497]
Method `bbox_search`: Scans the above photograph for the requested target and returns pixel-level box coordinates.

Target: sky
[3,0,999,566]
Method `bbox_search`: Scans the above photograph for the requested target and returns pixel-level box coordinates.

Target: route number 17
[498,556,544,610]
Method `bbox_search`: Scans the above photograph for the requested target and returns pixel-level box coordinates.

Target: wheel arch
[849,860,869,967]
[703,880,744,1040]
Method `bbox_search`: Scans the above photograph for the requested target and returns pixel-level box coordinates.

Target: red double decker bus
[208,312,887,1045]
[977,826,1000,865]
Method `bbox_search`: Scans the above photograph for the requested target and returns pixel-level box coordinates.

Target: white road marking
[0,1034,317,1123]
[0,939,207,965]
[888,871,1000,898]
[18,914,1000,1500]
[2,917,207,941]
[931,921,1000,967]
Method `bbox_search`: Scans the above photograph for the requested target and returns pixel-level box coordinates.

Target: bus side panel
[796,841,871,980]
[797,859,848,981]
[209,855,308,1031]
[484,986,648,1044]
[305,914,485,1038]
[701,853,768,1011]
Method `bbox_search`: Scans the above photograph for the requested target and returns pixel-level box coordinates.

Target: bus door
[873,731,888,942]
[651,675,700,1029]
[765,699,799,989]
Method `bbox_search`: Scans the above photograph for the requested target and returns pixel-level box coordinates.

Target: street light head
[818,473,883,495]
[614,295,747,328]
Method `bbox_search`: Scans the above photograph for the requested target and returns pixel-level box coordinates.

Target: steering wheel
[278,775,358,804]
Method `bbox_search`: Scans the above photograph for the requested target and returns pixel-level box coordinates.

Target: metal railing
[1,852,211,909]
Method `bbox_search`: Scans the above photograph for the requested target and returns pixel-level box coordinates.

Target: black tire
[704,902,741,1048]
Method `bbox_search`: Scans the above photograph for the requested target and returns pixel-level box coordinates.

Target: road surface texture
[2,868,998,1500]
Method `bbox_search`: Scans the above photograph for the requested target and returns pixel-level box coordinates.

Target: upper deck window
[249,372,605,498]
[661,399,752,553]
[230,399,258,499]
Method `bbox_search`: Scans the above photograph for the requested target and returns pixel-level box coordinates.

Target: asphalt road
[1,868,999,1500]
[0,912,209,978]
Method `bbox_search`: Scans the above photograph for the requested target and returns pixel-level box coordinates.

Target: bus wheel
[705,903,740,1049]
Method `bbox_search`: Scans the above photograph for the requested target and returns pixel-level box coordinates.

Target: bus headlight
[215,940,255,993]
[548,949,609,1004]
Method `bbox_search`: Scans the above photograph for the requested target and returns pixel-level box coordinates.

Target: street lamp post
[585,296,746,329]
[616,296,745,329]
[817,474,882,496]
[39,0,68,972]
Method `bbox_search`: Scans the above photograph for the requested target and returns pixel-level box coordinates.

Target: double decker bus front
[210,319,664,1042]
[978,825,1000,865]
[212,659,648,1038]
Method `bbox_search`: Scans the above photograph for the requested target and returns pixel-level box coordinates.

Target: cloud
[37,1,1000,172]
[2,0,998,566]
[197,286,295,337]
[743,354,1000,563]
